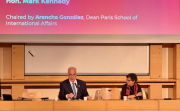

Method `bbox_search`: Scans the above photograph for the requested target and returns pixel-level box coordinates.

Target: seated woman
[121,73,143,100]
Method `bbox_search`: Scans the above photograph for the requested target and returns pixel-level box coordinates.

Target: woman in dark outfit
[121,73,143,100]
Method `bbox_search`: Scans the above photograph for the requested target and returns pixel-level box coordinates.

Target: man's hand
[87,96,92,100]
[67,93,74,98]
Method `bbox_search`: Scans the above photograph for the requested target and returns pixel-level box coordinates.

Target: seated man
[58,67,92,100]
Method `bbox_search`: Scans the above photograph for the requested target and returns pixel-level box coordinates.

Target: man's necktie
[72,83,77,98]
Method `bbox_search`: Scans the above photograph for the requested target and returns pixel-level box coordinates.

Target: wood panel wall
[150,45,162,79]
[173,44,180,98]
[0,44,12,79]
[12,44,24,80]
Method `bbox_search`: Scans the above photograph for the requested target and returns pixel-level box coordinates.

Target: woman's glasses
[126,79,132,82]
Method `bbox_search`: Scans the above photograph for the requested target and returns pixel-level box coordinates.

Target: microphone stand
[75,83,80,99]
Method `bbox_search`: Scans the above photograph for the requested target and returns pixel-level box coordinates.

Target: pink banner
[0,0,179,34]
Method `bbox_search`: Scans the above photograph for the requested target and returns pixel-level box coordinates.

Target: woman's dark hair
[126,73,138,82]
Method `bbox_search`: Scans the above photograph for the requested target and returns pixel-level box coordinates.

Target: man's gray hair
[68,67,77,71]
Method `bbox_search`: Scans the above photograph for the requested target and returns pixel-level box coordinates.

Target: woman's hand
[136,92,142,96]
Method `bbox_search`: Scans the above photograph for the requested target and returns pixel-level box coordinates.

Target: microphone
[75,83,80,88]
[74,83,80,99]
[126,87,140,100]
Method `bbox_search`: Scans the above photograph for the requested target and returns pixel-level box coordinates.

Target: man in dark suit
[58,67,92,100]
